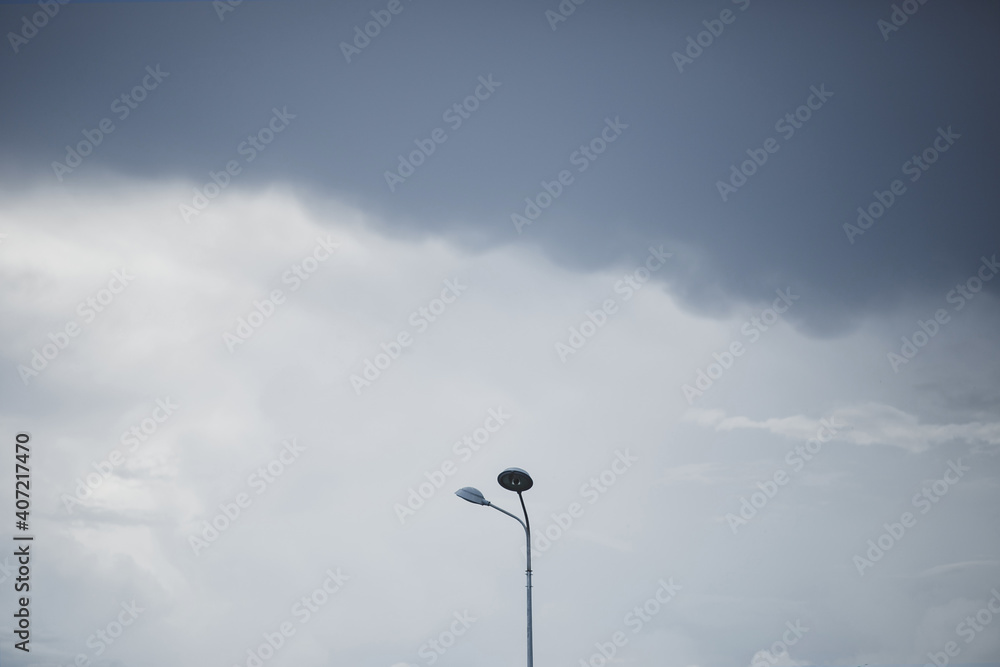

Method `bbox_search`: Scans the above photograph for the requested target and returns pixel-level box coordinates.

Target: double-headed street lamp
[455,467,534,667]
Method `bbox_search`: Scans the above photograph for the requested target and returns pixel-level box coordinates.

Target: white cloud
[685,402,1000,452]
[1,181,999,667]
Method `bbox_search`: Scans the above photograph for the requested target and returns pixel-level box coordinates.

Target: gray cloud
[3,2,1000,666]
[2,0,998,335]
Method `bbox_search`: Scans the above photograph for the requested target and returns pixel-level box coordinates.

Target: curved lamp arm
[487,497,531,573]
[487,494,532,667]
[455,482,534,667]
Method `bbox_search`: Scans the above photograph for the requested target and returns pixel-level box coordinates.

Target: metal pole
[518,491,533,667]
[488,497,534,667]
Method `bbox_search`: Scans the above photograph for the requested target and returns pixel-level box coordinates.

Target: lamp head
[455,487,490,506]
[498,467,533,492]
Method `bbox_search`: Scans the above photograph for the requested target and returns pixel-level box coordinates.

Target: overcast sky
[1,1,999,667]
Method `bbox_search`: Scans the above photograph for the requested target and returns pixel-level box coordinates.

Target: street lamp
[455,467,534,667]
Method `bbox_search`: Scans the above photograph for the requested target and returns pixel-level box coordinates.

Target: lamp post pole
[455,467,535,667]
[520,491,533,667]
[489,493,532,667]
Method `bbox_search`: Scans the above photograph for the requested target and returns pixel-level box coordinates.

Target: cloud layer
[0,183,998,666]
